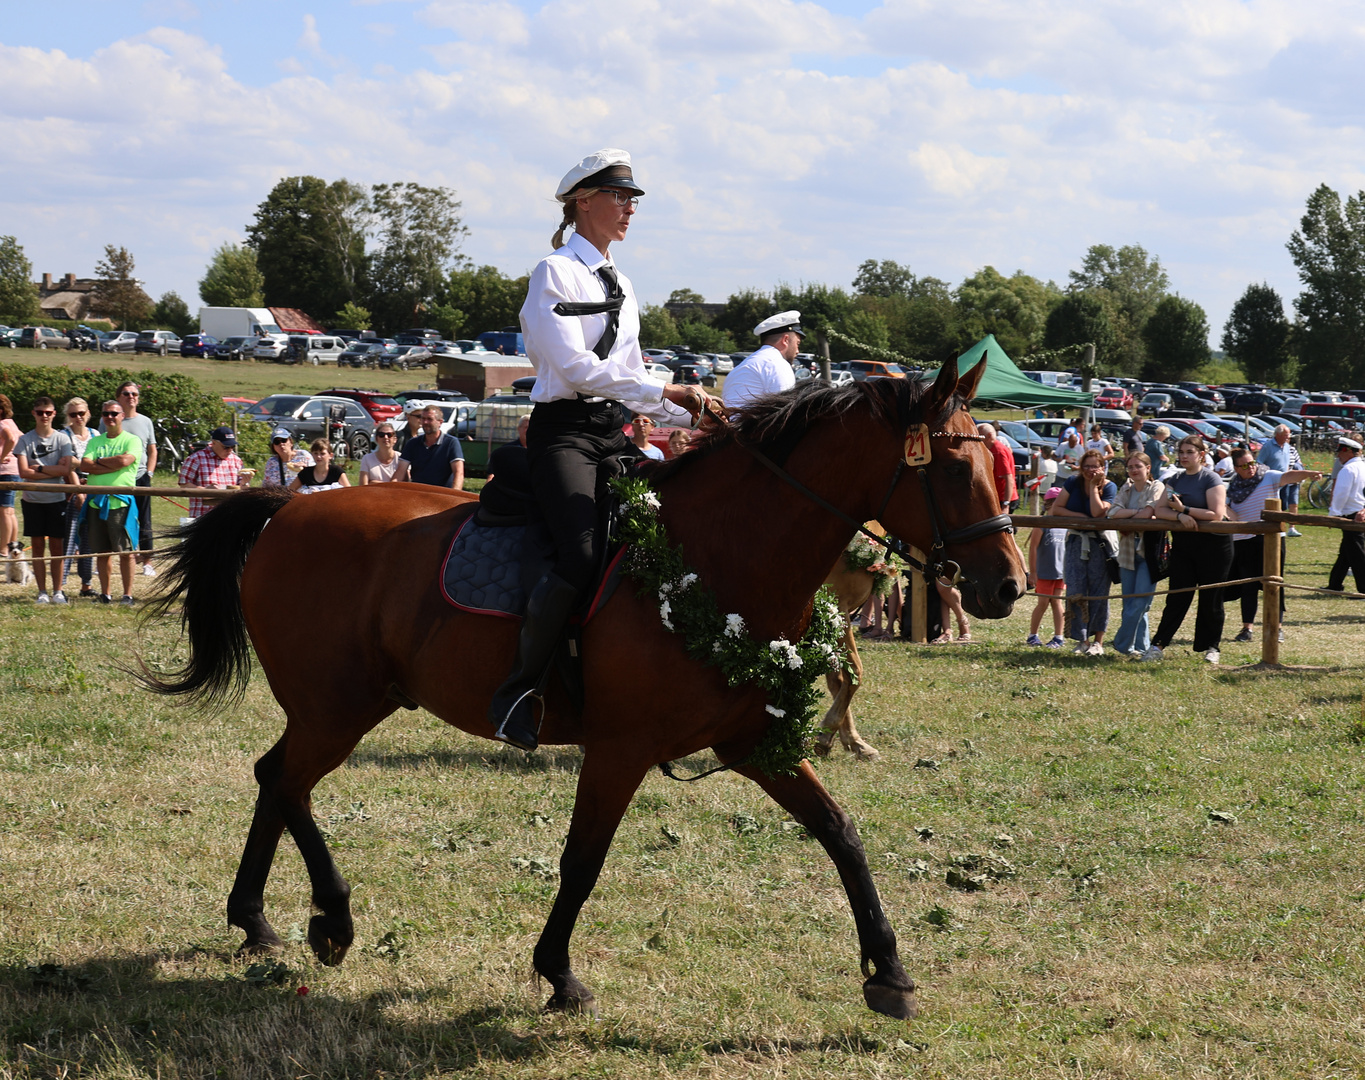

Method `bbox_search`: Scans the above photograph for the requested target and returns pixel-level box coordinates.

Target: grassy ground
[0,511,1361,1078]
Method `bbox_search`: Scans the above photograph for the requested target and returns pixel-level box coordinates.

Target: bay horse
[140,358,1024,1022]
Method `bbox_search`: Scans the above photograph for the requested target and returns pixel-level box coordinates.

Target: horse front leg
[734,760,916,1020]
[533,753,650,1015]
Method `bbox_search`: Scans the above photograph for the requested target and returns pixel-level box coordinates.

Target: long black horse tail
[137,488,294,708]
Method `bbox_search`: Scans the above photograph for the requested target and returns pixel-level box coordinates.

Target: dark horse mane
[649,375,937,482]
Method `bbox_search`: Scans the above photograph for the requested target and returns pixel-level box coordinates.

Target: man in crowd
[722,310,802,410]
[81,400,142,605]
[978,423,1019,513]
[14,396,76,603]
[1257,424,1304,536]
[1325,436,1365,595]
[101,382,158,577]
[629,414,664,460]
[1121,415,1145,459]
[178,426,251,518]
[395,405,465,488]
[1057,428,1084,478]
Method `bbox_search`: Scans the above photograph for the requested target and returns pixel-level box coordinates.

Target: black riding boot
[488,572,580,751]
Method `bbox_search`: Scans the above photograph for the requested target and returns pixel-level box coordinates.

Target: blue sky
[5,0,1365,348]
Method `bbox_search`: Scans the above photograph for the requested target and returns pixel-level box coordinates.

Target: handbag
[1143,530,1172,582]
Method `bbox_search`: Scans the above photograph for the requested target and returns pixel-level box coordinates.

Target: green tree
[1042,292,1118,370]
[365,182,469,331]
[852,259,916,298]
[88,245,153,329]
[711,288,773,344]
[954,266,1061,359]
[1222,283,1294,386]
[0,236,39,323]
[674,318,736,354]
[151,291,196,336]
[198,243,265,308]
[840,310,891,353]
[435,264,527,340]
[1286,183,1365,390]
[246,176,368,321]
[1140,295,1210,381]
[1067,243,1170,374]
[334,301,372,331]
[667,288,706,304]
[638,303,680,349]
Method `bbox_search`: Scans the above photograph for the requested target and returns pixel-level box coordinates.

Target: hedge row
[0,362,271,471]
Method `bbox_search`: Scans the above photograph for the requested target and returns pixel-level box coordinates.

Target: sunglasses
[67,411,87,418]
[377,432,397,438]
[33,409,55,416]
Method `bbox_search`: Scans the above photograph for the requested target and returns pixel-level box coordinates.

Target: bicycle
[154,415,207,475]
[1305,475,1335,510]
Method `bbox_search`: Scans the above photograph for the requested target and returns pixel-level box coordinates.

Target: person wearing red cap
[489,148,708,751]
[178,426,251,519]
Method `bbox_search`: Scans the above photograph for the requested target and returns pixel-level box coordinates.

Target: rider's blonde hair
[551,186,604,250]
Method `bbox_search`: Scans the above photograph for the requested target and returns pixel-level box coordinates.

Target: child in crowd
[1026,486,1067,647]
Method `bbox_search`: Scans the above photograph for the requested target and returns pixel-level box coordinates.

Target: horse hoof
[307,916,352,967]
[852,745,881,762]
[813,740,833,758]
[544,991,597,1016]
[863,980,918,1020]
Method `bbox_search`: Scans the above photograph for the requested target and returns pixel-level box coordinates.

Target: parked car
[644,362,672,380]
[337,341,395,368]
[243,394,377,459]
[21,326,72,350]
[252,334,291,361]
[1095,386,1135,411]
[1139,392,1173,416]
[642,348,676,362]
[98,330,138,353]
[319,388,403,423]
[1,327,22,347]
[710,354,734,374]
[134,330,182,355]
[674,363,716,388]
[848,360,907,380]
[283,335,346,365]
[1228,390,1286,414]
[392,389,470,408]
[382,345,432,370]
[213,335,254,361]
[180,333,220,358]
[453,339,489,354]
[222,396,258,413]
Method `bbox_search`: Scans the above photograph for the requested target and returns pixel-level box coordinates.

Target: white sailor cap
[753,310,804,339]
[556,148,644,199]
[1337,436,1363,451]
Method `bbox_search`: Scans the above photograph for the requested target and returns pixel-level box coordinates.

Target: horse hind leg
[734,760,916,1020]
[533,752,651,1015]
[226,740,289,954]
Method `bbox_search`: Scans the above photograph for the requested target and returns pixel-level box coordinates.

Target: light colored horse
[815,536,896,762]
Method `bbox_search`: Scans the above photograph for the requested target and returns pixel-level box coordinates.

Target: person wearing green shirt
[80,400,142,605]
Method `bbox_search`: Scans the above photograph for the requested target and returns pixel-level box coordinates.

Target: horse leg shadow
[732,759,915,1020]
[532,751,652,1015]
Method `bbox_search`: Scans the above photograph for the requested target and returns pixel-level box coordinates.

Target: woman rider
[490,148,708,750]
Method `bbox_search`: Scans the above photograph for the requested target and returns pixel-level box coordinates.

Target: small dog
[6,546,35,586]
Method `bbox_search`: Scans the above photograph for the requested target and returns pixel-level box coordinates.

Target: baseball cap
[210,426,237,447]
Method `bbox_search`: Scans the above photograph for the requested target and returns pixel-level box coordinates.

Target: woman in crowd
[1142,435,1229,664]
[1224,446,1319,644]
[358,423,401,484]
[667,428,692,457]
[1106,452,1165,657]
[929,578,971,644]
[0,394,20,556]
[60,397,95,598]
[289,440,350,493]
[1049,448,1116,656]
[262,428,314,488]
[1086,423,1114,464]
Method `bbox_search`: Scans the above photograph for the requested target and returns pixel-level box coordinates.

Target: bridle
[710,400,1014,585]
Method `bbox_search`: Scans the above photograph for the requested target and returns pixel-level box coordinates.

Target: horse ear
[957,357,987,404]
[925,356,960,419]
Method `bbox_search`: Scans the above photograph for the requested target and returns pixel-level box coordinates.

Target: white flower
[765,704,786,718]
[659,600,673,630]
[769,639,803,669]
[658,581,672,599]
[678,573,698,590]
[713,642,723,653]
[641,491,661,510]
[724,613,746,638]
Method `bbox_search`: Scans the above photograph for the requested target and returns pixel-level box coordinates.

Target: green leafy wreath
[612,476,850,776]
[843,532,905,598]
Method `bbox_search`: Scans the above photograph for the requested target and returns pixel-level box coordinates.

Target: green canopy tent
[923,334,1095,410]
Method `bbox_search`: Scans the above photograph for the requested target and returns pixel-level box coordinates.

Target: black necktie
[552,264,625,360]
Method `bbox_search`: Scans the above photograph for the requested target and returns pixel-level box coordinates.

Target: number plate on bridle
[903,424,931,466]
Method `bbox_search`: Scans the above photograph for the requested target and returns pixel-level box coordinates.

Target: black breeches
[526,399,630,596]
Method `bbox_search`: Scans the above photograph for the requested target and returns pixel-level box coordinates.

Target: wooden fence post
[909,545,928,643]
[1262,498,1283,666]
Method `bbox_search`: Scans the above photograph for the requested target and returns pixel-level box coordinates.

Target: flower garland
[611,476,850,776]
[842,532,905,598]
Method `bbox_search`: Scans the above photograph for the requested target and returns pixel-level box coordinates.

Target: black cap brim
[570,163,644,197]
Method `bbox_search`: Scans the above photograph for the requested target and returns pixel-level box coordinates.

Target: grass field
[1,495,1362,1077]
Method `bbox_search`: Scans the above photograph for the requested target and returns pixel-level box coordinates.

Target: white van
[1023,369,1073,388]
[285,335,345,365]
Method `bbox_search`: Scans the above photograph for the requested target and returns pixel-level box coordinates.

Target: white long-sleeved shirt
[519,231,687,425]
[1329,455,1365,516]
[722,345,795,410]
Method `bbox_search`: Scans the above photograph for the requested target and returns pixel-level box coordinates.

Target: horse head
[877,357,1026,619]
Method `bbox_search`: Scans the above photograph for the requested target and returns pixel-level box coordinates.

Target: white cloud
[4,0,1365,332]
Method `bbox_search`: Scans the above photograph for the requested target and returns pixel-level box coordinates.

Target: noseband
[741,424,1014,586]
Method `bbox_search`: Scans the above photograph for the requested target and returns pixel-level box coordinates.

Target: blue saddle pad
[440,513,528,619]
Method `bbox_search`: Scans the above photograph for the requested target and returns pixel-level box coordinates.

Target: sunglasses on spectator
[119,390,139,397]
[33,409,55,416]
[102,411,121,417]
[377,432,397,438]
[67,411,87,418]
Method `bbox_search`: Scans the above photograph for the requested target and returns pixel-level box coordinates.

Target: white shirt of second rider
[721,344,796,410]
[519,231,688,425]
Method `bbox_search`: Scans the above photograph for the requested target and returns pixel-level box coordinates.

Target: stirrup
[493,687,544,751]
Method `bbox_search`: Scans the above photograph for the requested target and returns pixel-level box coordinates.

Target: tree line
[3,180,1365,389]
